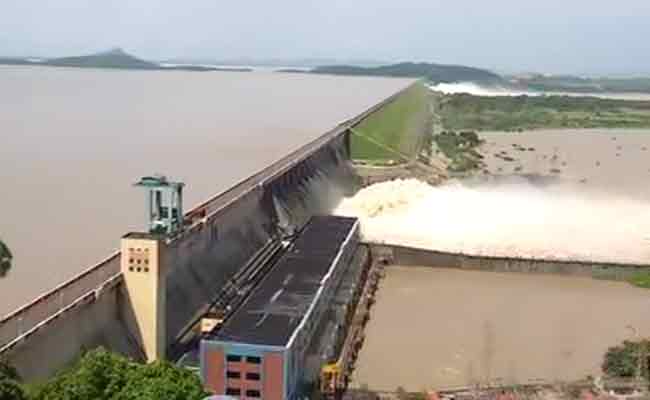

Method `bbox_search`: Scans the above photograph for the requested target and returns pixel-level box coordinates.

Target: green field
[351,82,432,162]
[628,271,650,289]
[438,94,650,132]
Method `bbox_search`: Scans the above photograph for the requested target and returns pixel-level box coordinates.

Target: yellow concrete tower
[121,234,167,361]
[120,175,184,362]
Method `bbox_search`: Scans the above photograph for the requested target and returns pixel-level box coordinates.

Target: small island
[0,48,253,72]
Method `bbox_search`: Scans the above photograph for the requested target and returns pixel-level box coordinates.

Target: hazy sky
[2,0,650,75]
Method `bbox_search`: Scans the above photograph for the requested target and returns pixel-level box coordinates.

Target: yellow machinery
[320,363,343,396]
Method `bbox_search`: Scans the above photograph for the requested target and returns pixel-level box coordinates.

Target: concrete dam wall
[373,244,650,280]
[164,137,356,348]
[2,131,356,381]
[0,83,413,380]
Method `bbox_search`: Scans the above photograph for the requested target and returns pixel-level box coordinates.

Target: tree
[0,240,12,278]
[31,348,134,400]
[115,361,207,400]
[32,348,207,400]
[0,359,25,400]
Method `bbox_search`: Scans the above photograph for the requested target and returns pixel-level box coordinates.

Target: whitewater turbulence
[429,82,537,97]
[334,179,650,264]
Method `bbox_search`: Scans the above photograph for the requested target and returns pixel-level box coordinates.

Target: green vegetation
[0,239,12,278]
[438,94,650,131]
[433,131,484,172]
[0,359,26,400]
[514,74,650,94]
[351,83,432,162]
[1,349,206,400]
[602,339,650,380]
[627,271,650,289]
[313,62,504,84]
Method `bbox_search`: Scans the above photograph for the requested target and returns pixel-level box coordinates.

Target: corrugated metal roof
[213,216,358,347]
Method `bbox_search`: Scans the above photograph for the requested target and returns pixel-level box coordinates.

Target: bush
[602,340,650,379]
[0,379,25,400]
[0,359,25,400]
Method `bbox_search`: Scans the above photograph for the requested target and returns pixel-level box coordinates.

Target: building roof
[212,216,358,347]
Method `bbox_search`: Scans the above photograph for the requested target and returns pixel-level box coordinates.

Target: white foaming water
[429,81,650,101]
[335,179,650,264]
[429,82,536,97]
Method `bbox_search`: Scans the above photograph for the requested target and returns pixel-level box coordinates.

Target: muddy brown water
[353,266,650,391]
[478,129,650,200]
[0,65,412,316]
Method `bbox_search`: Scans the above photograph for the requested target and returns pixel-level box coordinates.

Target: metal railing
[0,253,120,349]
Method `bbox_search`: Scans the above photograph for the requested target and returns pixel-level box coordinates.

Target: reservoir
[0,65,412,315]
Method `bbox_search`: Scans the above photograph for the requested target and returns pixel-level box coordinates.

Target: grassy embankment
[438,94,650,132]
[628,272,650,289]
[351,82,432,164]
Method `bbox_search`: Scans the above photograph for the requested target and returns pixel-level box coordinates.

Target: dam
[0,81,416,382]
[3,72,650,400]
[0,66,412,316]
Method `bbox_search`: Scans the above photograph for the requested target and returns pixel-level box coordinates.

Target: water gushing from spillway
[334,178,650,264]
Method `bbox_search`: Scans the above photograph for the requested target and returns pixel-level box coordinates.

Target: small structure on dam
[134,175,185,235]
[120,175,187,362]
[200,216,361,400]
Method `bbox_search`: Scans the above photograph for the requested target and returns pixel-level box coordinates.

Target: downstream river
[0,65,412,316]
[354,267,650,390]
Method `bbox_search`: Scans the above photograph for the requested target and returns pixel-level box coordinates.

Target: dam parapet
[371,244,650,280]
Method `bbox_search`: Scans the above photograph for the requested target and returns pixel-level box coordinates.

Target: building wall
[201,340,285,400]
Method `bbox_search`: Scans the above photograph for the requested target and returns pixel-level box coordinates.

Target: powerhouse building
[200,216,361,400]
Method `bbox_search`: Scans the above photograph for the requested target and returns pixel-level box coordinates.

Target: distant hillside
[47,48,158,69]
[0,49,252,72]
[311,62,505,84]
[511,74,650,94]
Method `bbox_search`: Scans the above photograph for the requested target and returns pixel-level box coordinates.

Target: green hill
[312,62,504,84]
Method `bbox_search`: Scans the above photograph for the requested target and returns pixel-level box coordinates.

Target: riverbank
[437,94,650,132]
